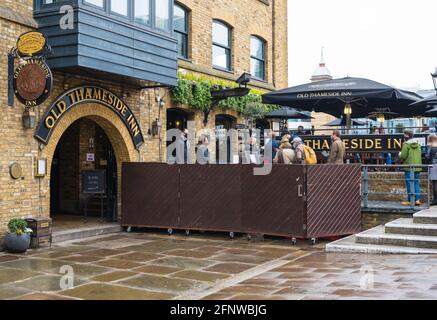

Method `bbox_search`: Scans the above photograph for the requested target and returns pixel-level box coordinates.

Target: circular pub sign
[13,58,53,107]
[17,31,47,57]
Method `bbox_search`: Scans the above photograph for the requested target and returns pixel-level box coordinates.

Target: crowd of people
[267,129,345,165]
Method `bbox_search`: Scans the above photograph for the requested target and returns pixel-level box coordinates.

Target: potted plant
[5,218,32,253]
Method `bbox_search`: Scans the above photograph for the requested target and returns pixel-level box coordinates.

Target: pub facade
[0,0,288,240]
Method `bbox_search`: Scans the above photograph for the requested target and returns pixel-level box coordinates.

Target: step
[326,232,437,254]
[52,224,123,243]
[414,209,437,224]
[385,218,437,237]
[355,225,437,249]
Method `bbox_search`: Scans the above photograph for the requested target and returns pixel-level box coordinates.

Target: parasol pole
[344,102,352,133]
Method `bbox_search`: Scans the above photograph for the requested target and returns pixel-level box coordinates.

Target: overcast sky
[287,0,437,90]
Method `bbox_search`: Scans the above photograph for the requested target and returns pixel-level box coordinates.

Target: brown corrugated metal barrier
[122,163,361,239]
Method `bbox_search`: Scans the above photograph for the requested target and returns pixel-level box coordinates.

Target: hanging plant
[171,78,193,105]
[191,81,212,111]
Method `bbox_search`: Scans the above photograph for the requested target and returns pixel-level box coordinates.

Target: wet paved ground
[1,231,437,300]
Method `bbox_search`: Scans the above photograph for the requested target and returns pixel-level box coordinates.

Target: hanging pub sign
[9,31,53,107]
[13,58,53,107]
[35,86,145,149]
[16,31,48,58]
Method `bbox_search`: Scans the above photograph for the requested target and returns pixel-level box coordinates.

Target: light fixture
[344,103,352,115]
[152,119,161,136]
[377,113,385,123]
[432,68,437,93]
[22,107,36,129]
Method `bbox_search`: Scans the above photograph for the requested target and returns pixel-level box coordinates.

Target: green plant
[171,72,280,115]
[8,218,28,236]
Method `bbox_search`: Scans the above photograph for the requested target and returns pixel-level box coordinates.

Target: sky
[287,0,437,90]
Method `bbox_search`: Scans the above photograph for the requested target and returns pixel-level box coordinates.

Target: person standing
[196,135,209,164]
[426,134,437,205]
[273,137,296,164]
[176,129,190,164]
[292,137,306,164]
[264,131,279,163]
[327,130,345,164]
[399,129,422,206]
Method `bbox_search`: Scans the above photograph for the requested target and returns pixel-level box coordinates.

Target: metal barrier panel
[306,164,362,238]
[179,165,242,232]
[121,163,180,228]
[241,165,306,237]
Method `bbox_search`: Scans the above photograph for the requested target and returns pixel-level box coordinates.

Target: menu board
[82,170,106,194]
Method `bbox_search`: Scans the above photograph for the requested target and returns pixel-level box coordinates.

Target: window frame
[212,20,232,71]
[83,0,105,10]
[154,0,171,31]
[174,3,189,59]
[250,36,266,81]
[133,0,151,26]
[109,0,130,18]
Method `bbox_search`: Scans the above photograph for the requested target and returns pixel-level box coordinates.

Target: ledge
[258,0,270,5]
[178,60,276,92]
[0,7,38,29]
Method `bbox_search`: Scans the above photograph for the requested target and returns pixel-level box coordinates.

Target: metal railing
[362,164,432,210]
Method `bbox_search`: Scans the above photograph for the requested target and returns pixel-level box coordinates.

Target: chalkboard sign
[82,170,106,194]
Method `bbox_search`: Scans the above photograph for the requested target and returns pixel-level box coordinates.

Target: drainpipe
[272,0,276,88]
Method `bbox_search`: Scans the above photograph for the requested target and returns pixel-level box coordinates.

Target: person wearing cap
[273,136,296,164]
[399,129,422,206]
[292,137,306,164]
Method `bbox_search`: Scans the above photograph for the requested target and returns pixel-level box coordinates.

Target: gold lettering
[50,108,61,121]
[322,140,330,149]
[45,116,55,129]
[68,92,76,104]
[375,139,382,150]
[114,99,123,111]
[343,139,349,149]
[365,139,374,149]
[394,139,402,149]
[121,105,128,116]
[56,100,67,115]
[85,88,92,99]
[74,89,84,102]
[102,91,108,103]
[108,94,114,106]
[351,139,359,149]
[387,139,391,149]
[93,88,102,100]
[128,115,140,137]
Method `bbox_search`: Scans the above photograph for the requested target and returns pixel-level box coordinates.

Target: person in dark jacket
[264,131,279,162]
[426,134,437,205]
[196,135,209,164]
[176,129,190,164]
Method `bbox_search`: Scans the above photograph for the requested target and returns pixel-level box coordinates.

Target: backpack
[303,145,317,165]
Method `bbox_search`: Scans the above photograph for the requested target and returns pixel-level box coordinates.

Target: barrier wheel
[185,230,190,237]
[126,227,132,233]
[291,238,297,245]
[311,238,317,245]
[229,232,235,239]
[167,228,173,235]
[247,234,252,241]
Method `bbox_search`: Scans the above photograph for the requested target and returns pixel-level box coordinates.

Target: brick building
[0,0,288,241]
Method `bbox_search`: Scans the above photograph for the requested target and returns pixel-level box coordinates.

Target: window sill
[213,66,235,75]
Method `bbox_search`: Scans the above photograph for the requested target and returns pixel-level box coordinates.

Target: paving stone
[95,259,143,270]
[32,251,75,259]
[151,257,215,269]
[0,268,40,285]
[61,283,175,300]
[201,293,234,300]
[66,264,111,278]
[195,246,227,254]
[15,293,75,300]
[91,271,138,282]
[112,252,160,262]
[0,255,20,263]
[134,265,183,275]
[14,275,85,292]
[205,263,255,274]
[239,278,287,287]
[219,285,277,295]
[223,248,260,255]
[60,255,105,263]
[230,294,294,300]
[119,274,209,293]
[81,248,127,257]
[162,249,217,259]
[0,285,32,299]
[212,254,270,264]
[172,270,229,282]
[0,258,67,274]
[273,287,312,295]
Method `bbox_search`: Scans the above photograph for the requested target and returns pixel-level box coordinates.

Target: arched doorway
[215,114,236,163]
[50,118,118,221]
[166,108,194,162]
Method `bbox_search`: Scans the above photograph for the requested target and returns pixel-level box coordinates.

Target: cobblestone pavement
[1,231,437,300]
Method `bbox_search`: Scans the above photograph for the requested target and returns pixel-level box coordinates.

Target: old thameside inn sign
[35,86,145,149]
[12,31,53,107]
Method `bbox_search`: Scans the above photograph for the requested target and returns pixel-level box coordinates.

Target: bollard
[363,166,369,208]
[409,167,415,208]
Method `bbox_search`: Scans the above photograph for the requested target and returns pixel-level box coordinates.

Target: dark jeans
[404,171,421,202]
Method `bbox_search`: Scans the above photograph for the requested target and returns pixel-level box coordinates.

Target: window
[42,0,67,4]
[135,0,150,25]
[111,0,129,16]
[84,0,104,8]
[156,0,170,30]
[212,21,231,71]
[174,4,188,58]
[250,36,266,80]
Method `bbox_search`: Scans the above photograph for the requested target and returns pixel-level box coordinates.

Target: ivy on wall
[170,72,279,119]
